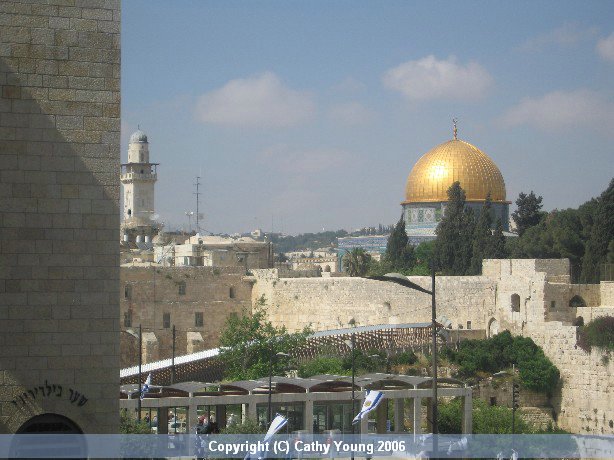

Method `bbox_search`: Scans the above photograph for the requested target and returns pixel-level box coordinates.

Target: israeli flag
[352,390,384,425]
[140,373,151,400]
[263,414,288,442]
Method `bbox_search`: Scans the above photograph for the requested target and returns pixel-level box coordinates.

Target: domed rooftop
[129,130,148,144]
[403,139,507,204]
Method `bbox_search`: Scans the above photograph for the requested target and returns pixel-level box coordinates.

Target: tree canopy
[218,295,311,381]
[511,191,545,237]
[342,248,372,277]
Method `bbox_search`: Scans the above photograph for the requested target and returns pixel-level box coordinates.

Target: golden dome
[402,139,507,204]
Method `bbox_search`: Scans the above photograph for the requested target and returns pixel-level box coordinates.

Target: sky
[121,1,614,235]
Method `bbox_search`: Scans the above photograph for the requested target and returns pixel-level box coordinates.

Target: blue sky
[121,1,614,235]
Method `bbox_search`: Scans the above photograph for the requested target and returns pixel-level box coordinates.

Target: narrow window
[195,312,203,327]
[229,286,235,299]
[123,310,132,327]
[124,285,132,300]
[550,300,556,309]
[163,313,171,328]
[511,294,520,312]
[490,397,497,406]
[466,321,472,330]
[178,281,186,295]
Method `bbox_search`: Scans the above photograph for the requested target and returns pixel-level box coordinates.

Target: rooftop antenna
[453,118,458,140]
[194,176,202,234]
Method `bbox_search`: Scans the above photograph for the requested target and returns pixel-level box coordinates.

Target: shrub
[221,418,266,434]
[577,316,614,352]
[298,356,346,378]
[444,330,559,394]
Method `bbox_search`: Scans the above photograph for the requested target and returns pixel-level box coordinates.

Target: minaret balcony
[120,172,157,182]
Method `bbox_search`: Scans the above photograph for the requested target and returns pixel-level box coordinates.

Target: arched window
[178,281,186,296]
[324,265,331,272]
[511,294,520,312]
[229,286,235,299]
[124,285,132,299]
[569,295,586,308]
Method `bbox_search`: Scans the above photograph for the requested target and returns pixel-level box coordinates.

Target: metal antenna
[453,118,458,140]
[194,176,202,234]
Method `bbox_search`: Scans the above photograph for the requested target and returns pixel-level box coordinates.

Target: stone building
[249,260,614,434]
[154,234,273,269]
[120,266,252,367]
[0,0,120,434]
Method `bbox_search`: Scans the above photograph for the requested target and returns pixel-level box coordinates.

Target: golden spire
[453,118,458,140]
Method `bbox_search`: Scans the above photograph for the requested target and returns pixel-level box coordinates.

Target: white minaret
[121,129,158,227]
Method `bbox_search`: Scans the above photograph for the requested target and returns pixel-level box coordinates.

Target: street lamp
[268,350,290,425]
[366,264,438,454]
[343,334,356,460]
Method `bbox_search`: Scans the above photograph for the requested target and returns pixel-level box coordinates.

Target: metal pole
[512,364,516,435]
[351,332,355,460]
[171,324,176,384]
[431,263,438,456]
[268,342,273,425]
[138,324,142,421]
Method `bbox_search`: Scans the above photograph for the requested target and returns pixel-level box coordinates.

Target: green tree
[384,218,415,271]
[435,182,475,275]
[581,179,614,282]
[470,194,494,274]
[119,411,152,434]
[487,218,508,259]
[342,248,372,277]
[512,191,545,236]
[218,296,310,381]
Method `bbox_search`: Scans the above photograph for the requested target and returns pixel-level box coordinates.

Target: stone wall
[253,259,614,434]
[0,0,120,434]
[251,271,496,333]
[120,266,251,366]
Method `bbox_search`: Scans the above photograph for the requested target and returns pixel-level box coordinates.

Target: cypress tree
[581,179,614,282]
[435,182,475,275]
[385,218,414,271]
[488,218,508,259]
[470,194,493,274]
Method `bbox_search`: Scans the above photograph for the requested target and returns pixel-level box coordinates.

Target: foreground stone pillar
[413,397,422,435]
[305,399,314,433]
[462,393,473,434]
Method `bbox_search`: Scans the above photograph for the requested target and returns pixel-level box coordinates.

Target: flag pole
[138,324,142,421]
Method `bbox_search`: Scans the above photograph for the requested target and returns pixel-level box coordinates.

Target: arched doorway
[12,413,86,458]
[17,413,83,433]
[488,318,499,338]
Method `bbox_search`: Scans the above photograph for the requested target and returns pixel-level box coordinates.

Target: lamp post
[493,364,519,434]
[367,263,438,455]
[343,333,356,460]
[268,349,290,425]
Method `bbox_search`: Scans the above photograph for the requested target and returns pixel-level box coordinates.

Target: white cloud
[596,32,614,61]
[382,55,492,101]
[519,23,599,51]
[194,72,316,127]
[500,89,614,133]
[328,102,373,125]
[262,144,352,174]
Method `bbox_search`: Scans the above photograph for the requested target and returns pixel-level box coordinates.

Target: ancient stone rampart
[252,259,614,434]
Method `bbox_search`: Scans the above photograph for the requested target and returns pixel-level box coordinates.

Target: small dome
[129,130,148,144]
[403,139,507,204]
